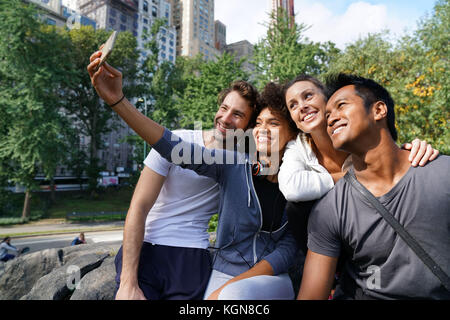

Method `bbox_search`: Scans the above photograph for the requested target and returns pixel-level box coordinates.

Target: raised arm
[87,50,164,145]
[87,51,225,182]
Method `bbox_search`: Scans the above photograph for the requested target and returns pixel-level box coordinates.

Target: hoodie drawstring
[246,159,251,207]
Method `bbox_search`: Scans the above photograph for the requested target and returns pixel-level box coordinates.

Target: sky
[215,0,437,49]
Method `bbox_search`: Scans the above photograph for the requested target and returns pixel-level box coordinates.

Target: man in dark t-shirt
[298,74,450,300]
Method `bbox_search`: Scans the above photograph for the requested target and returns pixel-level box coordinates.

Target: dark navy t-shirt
[308,156,450,299]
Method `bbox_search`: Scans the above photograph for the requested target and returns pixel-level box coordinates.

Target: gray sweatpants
[203,269,295,300]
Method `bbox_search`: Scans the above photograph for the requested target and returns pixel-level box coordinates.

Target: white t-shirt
[143,130,219,249]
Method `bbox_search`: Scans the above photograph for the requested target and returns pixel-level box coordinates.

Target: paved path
[0,219,124,238]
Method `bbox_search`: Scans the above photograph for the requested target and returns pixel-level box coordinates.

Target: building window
[109,18,116,26]
[143,0,148,12]
[120,14,127,23]
[120,24,126,31]
[41,0,50,4]
[110,8,116,17]
[46,18,56,25]
[152,6,157,17]
[143,18,148,24]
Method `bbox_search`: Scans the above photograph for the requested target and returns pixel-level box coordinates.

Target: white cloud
[214,0,414,49]
[294,1,410,48]
[214,0,270,45]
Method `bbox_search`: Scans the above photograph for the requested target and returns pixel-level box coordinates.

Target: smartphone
[97,31,118,70]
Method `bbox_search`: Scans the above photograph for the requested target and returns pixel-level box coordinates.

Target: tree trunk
[22,190,31,221]
[50,176,56,203]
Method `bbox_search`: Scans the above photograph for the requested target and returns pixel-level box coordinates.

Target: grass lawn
[1,187,219,232]
[47,187,134,218]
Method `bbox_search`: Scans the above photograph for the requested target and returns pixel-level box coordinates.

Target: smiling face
[252,107,296,157]
[325,85,374,151]
[213,90,254,142]
[285,81,328,134]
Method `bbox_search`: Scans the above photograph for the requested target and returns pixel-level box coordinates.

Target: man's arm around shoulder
[115,166,166,300]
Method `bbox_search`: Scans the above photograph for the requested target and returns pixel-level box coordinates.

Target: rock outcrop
[0,242,120,300]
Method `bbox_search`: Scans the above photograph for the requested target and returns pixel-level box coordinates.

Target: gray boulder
[0,242,120,300]
[21,252,109,300]
[0,248,63,300]
[70,257,116,300]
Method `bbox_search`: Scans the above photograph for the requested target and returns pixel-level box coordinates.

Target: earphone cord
[254,190,282,266]
[207,183,284,270]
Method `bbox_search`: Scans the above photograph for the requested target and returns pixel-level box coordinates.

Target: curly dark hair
[258,82,299,135]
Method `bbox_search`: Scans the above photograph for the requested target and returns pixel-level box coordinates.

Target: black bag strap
[344,171,450,293]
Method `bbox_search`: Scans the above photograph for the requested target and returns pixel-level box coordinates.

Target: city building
[62,5,97,29]
[74,0,178,176]
[78,0,139,33]
[169,0,220,61]
[225,40,255,74]
[28,0,68,27]
[137,0,177,64]
[214,20,226,51]
[272,0,295,27]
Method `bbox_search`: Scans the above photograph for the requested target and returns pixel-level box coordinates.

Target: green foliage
[0,0,78,217]
[61,26,141,190]
[253,8,337,89]
[175,52,248,129]
[0,0,448,224]
[327,0,449,154]
[208,213,218,233]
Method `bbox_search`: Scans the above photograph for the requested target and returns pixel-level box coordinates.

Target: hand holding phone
[96,31,118,70]
[87,31,123,106]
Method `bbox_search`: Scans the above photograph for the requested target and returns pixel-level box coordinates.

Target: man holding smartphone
[87,48,259,300]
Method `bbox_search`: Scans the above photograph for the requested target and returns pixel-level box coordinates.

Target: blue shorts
[114,242,212,300]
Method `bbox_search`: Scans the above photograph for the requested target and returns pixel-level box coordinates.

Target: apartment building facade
[169,0,219,61]
[272,0,295,27]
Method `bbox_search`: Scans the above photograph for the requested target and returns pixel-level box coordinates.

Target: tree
[61,26,141,192]
[175,52,248,129]
[399,0,449,154]
[0,0,78,218]
[138,19,185,128]
[122,18,185,163]
[253,8,334,89]
[327,0,449,154]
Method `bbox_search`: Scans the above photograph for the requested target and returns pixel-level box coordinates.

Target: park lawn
[46,187,134,218]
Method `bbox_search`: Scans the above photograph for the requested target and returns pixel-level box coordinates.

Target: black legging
[286,200,317,255]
